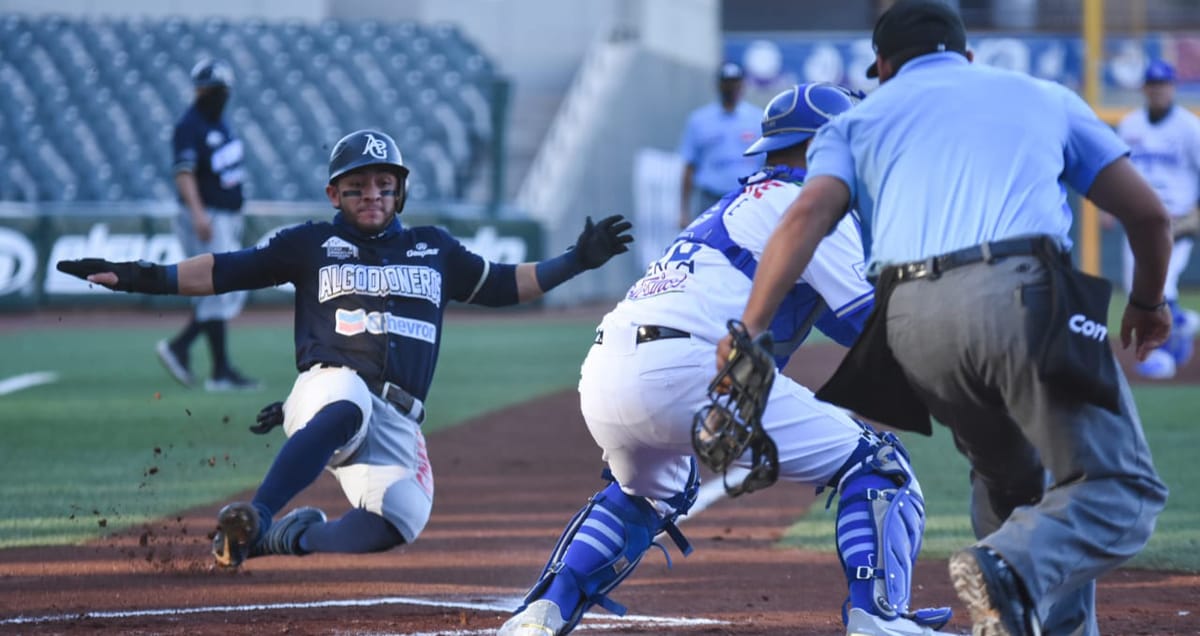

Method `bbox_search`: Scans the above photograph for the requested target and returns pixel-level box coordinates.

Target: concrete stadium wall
[525,47,716,307]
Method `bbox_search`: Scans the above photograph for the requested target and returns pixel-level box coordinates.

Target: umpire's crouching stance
[720,2,1171,636]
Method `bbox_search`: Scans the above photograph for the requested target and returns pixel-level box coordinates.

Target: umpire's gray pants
[885,255,1168,636]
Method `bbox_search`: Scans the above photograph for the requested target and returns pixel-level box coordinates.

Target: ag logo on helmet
[363,134,389,159]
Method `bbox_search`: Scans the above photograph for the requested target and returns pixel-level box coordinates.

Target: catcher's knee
[829,423,951,628]
[517,466,699,633]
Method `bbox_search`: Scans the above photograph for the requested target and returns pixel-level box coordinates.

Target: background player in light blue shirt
[677,62,763,227]
[723,2,1172,635]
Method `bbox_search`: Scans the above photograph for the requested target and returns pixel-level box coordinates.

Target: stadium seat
[0,13,500,203]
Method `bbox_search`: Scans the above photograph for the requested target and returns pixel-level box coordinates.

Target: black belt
[305,363,425,424]
[882,236,1058,282]
[362,378,425,424]
[594,325,691,345]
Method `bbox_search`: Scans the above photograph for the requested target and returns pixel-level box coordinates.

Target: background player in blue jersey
[499,84,953,636]
[56,129,633,569]
[156,58,259,392]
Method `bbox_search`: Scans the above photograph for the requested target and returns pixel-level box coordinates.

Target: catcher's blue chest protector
[677,167,866,367]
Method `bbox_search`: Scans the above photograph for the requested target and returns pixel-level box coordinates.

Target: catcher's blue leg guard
[517,465,699,633]
[826,423,952,630]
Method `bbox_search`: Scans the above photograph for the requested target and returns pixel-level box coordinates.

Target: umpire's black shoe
[949,546,1042,636]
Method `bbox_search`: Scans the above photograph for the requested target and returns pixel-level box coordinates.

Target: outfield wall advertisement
[0,211,542,312]
[725,32,1200,100]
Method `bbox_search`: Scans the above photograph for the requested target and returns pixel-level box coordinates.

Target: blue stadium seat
[0,14,499,203]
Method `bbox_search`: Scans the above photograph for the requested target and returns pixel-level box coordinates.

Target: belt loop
[924,256,940,280]
[981,241,995,264]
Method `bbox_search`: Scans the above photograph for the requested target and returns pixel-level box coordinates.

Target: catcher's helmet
[743,82,859,156]
[328,129,410,184]
[190,59,235,89]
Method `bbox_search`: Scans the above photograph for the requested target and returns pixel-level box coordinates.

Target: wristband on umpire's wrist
[534,249,584,292]
[1128,295,1167,312]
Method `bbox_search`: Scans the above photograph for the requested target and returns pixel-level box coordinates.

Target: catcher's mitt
[692,320,779,497]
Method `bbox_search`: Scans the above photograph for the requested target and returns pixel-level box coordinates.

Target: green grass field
[1,293,1197,573]
[0,310,597,548]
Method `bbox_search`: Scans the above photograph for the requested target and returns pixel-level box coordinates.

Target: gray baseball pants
[175,206,248,321]
[884,254,1168,636]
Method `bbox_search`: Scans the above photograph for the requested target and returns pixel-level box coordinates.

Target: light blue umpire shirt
[679,101,764,195]
[805,52,1130,272]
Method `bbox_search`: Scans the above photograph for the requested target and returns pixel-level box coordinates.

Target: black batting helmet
[190,59,235,89]
[328,129,410,184]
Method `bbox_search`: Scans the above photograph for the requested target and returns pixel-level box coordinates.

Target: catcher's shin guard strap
[515,472,697,633]
[832,424,951,629]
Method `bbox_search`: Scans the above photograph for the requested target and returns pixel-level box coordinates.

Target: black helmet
[328,129,410,184]
[190,59,235,89]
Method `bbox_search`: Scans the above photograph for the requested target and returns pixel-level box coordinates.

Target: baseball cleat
[155,339,194,387]
[497,599,565,636]
[845,608,960,636]
[1135,349,1176,380]
[948,547,1041,636]
[211,501,262,568]
[253,506,325,557]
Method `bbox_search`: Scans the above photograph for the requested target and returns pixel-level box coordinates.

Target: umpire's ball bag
[1028,246,1120,413]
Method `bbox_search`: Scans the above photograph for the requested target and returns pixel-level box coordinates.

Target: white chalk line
[0,371,59,396]
[1,595,725,630]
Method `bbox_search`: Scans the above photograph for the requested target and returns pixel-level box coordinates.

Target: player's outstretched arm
[515,214,634,301]
[55,254,216,296]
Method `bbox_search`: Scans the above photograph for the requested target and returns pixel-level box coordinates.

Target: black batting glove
[249,401,284,435]
[573,214,634,270]
[56,258,174,294]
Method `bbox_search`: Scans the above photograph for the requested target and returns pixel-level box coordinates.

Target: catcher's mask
[692,320,780,497]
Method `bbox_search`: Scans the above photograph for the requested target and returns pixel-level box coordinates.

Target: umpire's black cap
[866,0,967,79]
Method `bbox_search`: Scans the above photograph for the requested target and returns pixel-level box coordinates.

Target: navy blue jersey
[172,104,245,211]
[211,214,519,400]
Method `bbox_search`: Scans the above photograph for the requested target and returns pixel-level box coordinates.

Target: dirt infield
[1,312,1198,635]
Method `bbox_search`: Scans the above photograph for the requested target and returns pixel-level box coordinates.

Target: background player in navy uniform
[156,58,260,392]
[56,129,634,568]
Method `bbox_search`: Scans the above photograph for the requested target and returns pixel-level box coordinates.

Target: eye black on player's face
[326,167,404,233]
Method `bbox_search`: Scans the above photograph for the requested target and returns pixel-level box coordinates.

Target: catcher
[499,83,953,636]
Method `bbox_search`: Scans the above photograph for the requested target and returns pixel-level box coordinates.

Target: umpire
[157,58,259,392]
[721,1,1171,635]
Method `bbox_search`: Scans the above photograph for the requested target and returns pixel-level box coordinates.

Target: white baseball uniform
[1117,104,1200,300]
[580,169,874,501]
